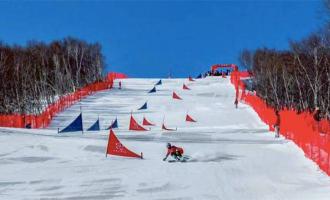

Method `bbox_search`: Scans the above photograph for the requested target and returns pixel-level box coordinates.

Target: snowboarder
[163,143,184,161]
[234,98,238,109]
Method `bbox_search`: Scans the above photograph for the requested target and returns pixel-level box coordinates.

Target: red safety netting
[107,72,128,80]
[231,70,330,175]
[0,72,126,129]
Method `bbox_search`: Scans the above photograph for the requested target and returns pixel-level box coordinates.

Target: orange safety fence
[231,70,330,175]
[107,72,128,80]
[0,72,126,129]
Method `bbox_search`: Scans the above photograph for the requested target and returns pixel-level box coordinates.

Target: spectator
[312,107,321,132]
[234,98,238,109]
[274,110,280,138]
[313,107,321,122]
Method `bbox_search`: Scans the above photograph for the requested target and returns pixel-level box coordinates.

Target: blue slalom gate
[148,87,156,93]
[138,102,147,110]
[155,79,162,85]
[59,113,83,133]
[107,118,118,129]
[87,118,100,131]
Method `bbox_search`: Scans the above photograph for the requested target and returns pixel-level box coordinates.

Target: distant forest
[0,37,105,115]
[239,1,330,120]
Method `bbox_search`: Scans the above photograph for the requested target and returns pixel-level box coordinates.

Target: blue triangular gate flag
[148,87,156,93]
[138,102,147,110]
[87,119,100,131]
[107,118,118,129]
[59,113,83,133]
[155,79,162,85]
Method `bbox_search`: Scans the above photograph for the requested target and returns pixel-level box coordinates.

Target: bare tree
[0,37,105,115]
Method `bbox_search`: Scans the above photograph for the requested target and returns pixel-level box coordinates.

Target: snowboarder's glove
[163,158,166,161]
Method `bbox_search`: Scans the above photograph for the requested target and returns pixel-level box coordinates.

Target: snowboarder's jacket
[166,146,184,157]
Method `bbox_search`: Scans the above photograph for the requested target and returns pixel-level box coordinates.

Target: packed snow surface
[1,77,330,200]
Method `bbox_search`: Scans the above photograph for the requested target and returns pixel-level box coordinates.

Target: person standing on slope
[274,110,280,138]
[312,107,321,131]
[234,98,238,109]
[163,143,184,161]
[313,107,321,122]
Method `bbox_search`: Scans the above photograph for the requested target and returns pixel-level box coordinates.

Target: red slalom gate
[162,123,177,131]
[186,114,197,122]
[106,129,143,159]
[142,117,155,126]
[172,92,182,100]
[0,72,126,129]
[230,69,330,176]
[183,84,190,90]
[129,114,148,131]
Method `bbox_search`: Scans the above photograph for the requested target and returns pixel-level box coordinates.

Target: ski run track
[1,77,330,200]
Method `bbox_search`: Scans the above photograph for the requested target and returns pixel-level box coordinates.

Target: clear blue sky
[0,0,325,77]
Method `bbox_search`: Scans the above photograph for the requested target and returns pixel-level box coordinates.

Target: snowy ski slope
[1,77,330,200]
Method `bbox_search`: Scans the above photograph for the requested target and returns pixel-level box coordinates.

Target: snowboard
[168,155,190,163]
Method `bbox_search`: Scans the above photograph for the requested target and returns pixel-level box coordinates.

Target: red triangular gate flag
[183,84,190,90]
[186,114,197,122]
[172,92,182,100]
[188,76,195,81]
[106,129,142,159]
[129,115,148,131]
[142,117,155,126]
[162,123,177,131]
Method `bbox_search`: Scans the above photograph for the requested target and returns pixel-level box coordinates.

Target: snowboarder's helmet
[167,143,171,148]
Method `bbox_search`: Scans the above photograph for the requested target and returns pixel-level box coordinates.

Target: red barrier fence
[231,70,330,175]
[0,72,127,129]
[107,72,128,80]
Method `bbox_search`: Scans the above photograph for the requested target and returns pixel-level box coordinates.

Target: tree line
[0,37,105,115]
[238,1,330,120]
[239,27,330,120]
